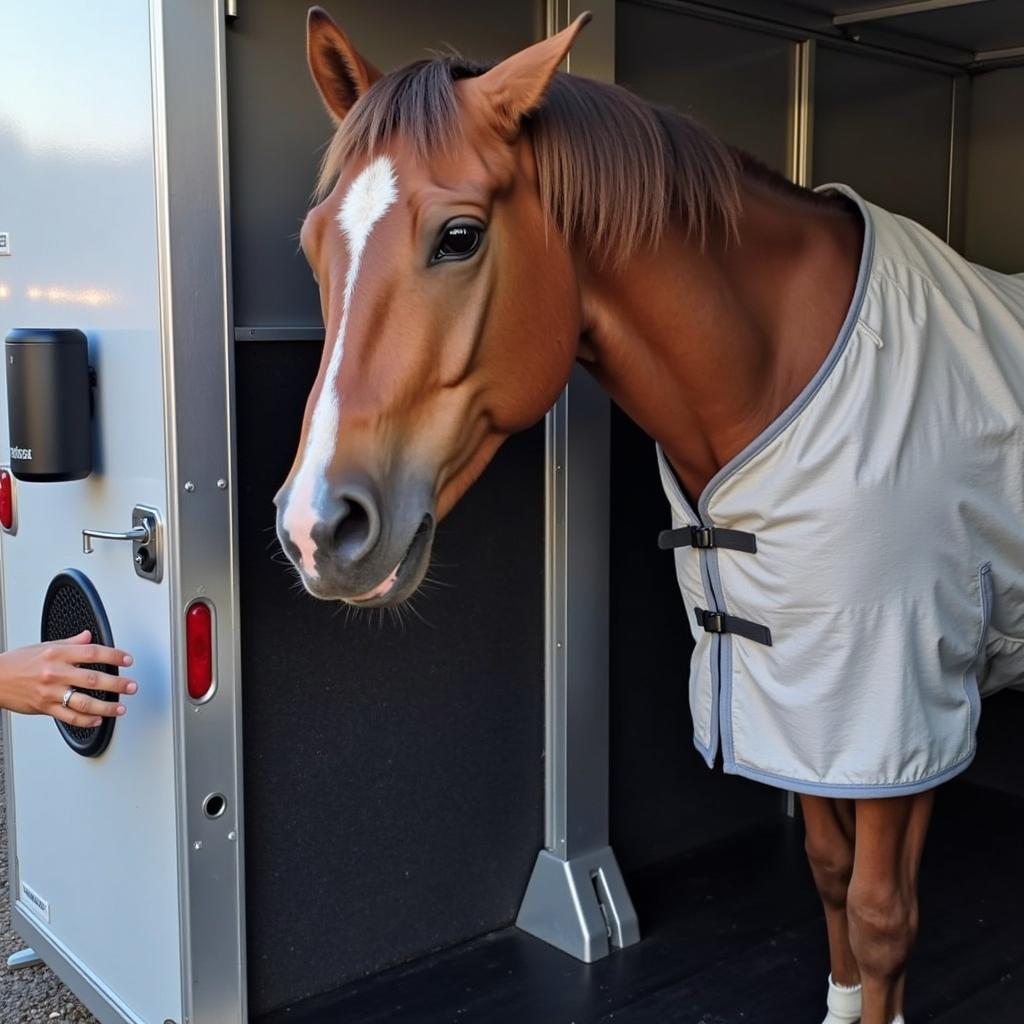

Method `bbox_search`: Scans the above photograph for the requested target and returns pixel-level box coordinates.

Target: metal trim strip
[543,0,615,864]
[626,0,970,72]
[788,39,816,187]
[832,0,990,27]
[150,0,247,1021]
[946,74,972,248]
[971,44,1024,67]
[234,326,326,342]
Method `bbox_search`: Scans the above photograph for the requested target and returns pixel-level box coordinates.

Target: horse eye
[433,224,482,263]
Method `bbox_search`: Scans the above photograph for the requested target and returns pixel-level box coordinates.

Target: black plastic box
[5,328,92,482]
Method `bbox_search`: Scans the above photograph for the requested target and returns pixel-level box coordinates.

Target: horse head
[275,7,591,605]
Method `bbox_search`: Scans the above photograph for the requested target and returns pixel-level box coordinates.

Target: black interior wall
[616,2,793,172]
[227,2,547,1015]
[812,47,954,239]
[964,66,1024,274]
[235,344,546,1015]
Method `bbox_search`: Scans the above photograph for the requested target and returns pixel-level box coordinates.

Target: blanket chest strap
[658,525,757,553]
[694,607,772,647]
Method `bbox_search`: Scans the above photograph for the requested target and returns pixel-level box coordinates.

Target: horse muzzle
[276,474,436,606]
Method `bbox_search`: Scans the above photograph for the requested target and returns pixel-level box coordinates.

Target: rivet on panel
[184,481,196,493]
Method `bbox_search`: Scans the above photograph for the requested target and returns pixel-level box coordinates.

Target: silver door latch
[82,505,163,582]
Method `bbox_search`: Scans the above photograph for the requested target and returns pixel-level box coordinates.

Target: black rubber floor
[256,780,1024,1024]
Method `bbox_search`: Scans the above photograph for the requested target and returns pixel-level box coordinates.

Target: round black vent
[40,570,118,758]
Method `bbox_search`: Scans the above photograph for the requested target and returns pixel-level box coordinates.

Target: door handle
[81,506,163,583]
[82,522,151,554]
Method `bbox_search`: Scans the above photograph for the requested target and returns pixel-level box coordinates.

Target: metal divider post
[515,0,640,963]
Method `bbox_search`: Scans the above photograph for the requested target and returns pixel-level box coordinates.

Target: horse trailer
[0,1,1022,1022]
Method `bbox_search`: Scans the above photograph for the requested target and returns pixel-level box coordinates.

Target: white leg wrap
[890,1017,905,1024]
[821,973,862,1024]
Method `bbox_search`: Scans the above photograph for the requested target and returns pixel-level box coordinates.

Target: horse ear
[307,6,382,124]
[471,12,591,139]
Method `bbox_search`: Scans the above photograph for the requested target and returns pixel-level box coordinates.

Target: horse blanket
[657,182,1024,797]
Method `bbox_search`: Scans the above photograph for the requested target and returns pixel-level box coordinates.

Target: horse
[275,8,1024,1024]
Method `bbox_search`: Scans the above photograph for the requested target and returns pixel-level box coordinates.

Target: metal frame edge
[788,39,816,188]
[150,1,247,1022]
[946,73,972,249]
[627,0,969,72]
[519,0,639,964]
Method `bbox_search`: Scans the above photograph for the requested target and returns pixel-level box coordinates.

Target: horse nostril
[330,488,381,565]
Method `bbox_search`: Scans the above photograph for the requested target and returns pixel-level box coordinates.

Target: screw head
[193,840,203,851]
[216,478,227,490]
[184,481,196,493]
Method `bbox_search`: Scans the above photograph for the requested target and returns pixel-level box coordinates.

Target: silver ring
[61,687,75,710]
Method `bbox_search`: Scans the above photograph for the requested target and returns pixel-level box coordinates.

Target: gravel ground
[0,728,97,1024]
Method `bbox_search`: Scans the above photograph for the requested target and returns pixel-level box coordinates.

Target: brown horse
[272,9,1000,1024]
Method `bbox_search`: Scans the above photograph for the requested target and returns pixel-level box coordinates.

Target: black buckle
[695,607,773,646]
[658,524,756,553]
[698,609,725,633]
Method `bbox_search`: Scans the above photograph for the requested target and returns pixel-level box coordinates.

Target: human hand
[0,630,138,728]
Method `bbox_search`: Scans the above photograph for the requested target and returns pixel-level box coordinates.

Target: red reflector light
[186,602,214,700]
[0,470,13,531]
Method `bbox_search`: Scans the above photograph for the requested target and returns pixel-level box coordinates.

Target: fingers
[50,642,134,669]
[65,667,138,696]
[59,629,92,644]
[65,690,125,720]
[52,704,106,729]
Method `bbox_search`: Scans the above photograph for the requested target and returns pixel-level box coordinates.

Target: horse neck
[574,178,864,503]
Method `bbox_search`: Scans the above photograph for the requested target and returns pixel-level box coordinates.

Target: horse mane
[314,55,814,264]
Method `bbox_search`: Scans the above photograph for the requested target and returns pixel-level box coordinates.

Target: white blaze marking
[283,157,398,577]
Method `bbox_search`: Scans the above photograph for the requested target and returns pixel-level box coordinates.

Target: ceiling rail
[833,0,992,27]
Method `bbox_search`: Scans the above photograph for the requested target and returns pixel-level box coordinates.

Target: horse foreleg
[846,790,936,1024]
[800,794,862,1022]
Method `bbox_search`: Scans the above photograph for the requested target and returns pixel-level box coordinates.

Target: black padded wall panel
[813,47,953,241]
[964,691,1024,800]
[236,343,545,1015]
[616,2,793,173]
[964,67,1024,274]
